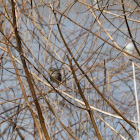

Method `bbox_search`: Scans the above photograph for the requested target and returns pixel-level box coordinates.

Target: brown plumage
[48,67,61,84]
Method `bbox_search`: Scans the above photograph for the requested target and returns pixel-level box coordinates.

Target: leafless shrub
[0,0,140,139]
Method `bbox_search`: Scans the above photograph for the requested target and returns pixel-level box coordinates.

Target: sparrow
[48,67,61,84]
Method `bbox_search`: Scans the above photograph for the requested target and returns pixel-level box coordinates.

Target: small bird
[48,67,61,84]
